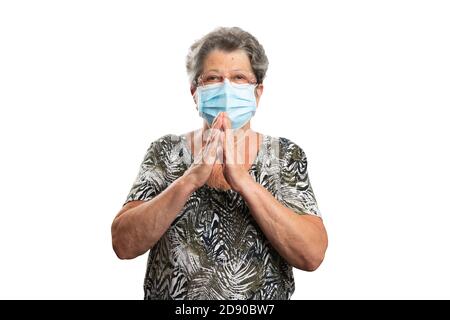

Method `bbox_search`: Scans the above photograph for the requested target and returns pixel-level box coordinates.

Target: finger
[204,129,220,165]
[204,114,223,146]
[222,130,233,165]
[222,112,231,131]
[220,131,226,163]
[223,128,236,165]
[210,113,223,130]
[209,127,221,149]
[203,129,217,150]
[203,127,220,154]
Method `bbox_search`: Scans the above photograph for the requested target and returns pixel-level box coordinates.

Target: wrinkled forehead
[202,49,252,74]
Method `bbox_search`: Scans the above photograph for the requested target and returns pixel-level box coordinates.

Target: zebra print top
[124,133,321,300]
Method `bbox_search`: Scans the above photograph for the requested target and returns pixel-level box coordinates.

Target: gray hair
[186,27,269,86]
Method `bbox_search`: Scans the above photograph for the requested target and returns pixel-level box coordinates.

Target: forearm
[112,175,197,259]
[236,175,327,271]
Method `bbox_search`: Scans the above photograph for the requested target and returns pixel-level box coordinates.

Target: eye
[206,75,220,81]
[231,73,251,84]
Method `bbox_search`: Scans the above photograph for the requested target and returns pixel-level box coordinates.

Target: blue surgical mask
[197,79,257,129]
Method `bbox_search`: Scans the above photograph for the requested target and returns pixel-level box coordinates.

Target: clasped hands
[184,112,254,192]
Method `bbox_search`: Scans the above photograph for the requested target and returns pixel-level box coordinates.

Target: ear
[255,84,264,106]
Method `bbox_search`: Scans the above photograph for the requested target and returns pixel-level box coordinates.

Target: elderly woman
[111,27,328,300]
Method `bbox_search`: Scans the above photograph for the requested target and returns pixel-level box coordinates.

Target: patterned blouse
[124,133,321,300]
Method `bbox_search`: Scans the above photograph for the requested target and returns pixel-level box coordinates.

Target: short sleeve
[277,138,321,217]
[123,135,175,205]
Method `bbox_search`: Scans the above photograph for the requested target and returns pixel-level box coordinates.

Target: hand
[183,116,222,190]
[220,113,253,192]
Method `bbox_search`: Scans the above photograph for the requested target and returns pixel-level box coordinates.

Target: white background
[1,0,449,299]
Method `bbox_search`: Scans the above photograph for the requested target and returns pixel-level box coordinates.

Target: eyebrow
[204,68,250,73]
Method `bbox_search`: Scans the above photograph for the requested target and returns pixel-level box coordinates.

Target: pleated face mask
[196,79,257,129]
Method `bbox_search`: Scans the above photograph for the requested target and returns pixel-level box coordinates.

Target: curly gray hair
[186,27,269,87]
